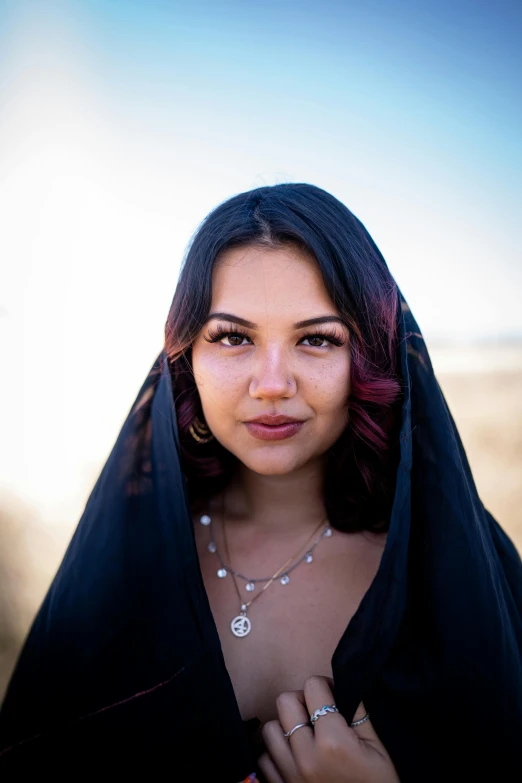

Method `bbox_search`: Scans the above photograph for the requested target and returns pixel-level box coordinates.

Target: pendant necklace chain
[199,492,332,637]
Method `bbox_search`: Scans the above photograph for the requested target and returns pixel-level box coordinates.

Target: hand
[257,676,399,783]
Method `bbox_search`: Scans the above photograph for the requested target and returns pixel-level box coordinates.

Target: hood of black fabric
[0,289,521,781]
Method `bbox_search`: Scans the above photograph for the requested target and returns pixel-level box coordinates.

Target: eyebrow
[206,312,347,330]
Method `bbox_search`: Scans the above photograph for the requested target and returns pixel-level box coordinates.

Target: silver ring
[350,712,370,727]
[310,704,339,725]
[284,721,310,739]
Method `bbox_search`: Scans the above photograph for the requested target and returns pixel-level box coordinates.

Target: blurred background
[0,0,521,702]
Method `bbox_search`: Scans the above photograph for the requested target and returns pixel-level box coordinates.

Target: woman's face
[191,243,351,476]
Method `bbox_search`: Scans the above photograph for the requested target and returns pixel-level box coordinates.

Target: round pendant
[217,568,227,578]
[231,614,252,637]
[245,581,255,592]
[305,552,313,563]
[200,514,211,526]
[208,540,217,553]
[280,574,290,585]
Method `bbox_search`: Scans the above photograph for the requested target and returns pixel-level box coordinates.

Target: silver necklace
[199,511,332,637]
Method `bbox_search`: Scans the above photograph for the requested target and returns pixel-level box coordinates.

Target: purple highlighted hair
[165,183,403,533]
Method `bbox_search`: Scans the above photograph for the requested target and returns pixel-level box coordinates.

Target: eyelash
[204,323,346,348]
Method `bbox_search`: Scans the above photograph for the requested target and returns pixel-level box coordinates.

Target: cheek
[306,358,351,412]
[193,352,245,409]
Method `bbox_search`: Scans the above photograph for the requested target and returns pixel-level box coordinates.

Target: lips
[246,415,303,426]
[244,415,305,441]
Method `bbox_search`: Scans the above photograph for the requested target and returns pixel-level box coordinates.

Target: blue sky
[83,0,522,197]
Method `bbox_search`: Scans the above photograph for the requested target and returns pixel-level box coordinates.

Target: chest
[194,522,385,724]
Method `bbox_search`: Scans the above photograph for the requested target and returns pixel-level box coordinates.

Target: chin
[239,449,309,476]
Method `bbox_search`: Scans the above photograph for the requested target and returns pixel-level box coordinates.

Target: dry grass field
[433,343,522,553]
[1,342,521,704]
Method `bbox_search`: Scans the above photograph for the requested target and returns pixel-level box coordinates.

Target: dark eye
[221,332,251,347]
[302,335,328,348]
[204,326,252,346]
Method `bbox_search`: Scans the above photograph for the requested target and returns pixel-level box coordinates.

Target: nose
[249,346,297,401]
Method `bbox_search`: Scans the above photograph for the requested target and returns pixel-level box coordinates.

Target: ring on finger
[283,721,310,739]
[310,704,339,725]
[350,712,370,727]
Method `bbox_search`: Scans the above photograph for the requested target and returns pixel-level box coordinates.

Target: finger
[274,690,314,767]
[350,701,380,743]
[348,702,399,777]
[303,675,349,742]
[257,750,286,783]
[261,718,300,782]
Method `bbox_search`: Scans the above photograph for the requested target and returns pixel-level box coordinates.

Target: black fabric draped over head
[1,290,521,781]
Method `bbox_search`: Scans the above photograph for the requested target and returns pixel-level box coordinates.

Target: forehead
[211,244,336,319]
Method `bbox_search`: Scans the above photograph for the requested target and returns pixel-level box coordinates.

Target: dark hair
[165,183,403,533]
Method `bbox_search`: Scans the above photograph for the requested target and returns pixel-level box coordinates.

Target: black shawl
[1,290,521,781]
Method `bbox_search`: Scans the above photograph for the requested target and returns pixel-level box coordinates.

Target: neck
[220,457,328,539]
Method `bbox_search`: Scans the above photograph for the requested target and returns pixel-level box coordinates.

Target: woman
[0,183,521,781]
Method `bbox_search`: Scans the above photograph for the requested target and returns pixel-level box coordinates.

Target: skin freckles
[191,243,351,479]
